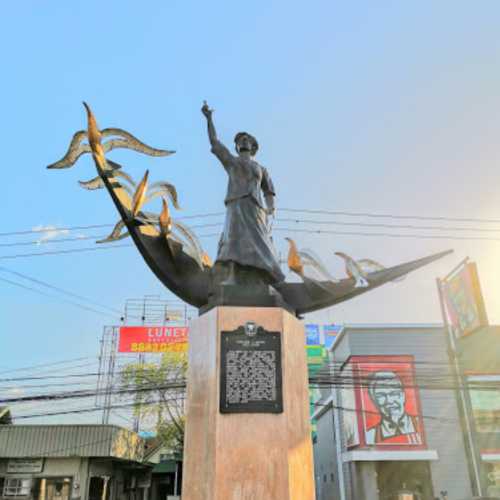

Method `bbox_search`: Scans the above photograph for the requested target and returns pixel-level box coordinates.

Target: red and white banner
[118,326,188,353]
[341,355,426,450]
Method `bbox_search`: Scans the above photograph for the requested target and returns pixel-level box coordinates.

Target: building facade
[143,440,181,500]
[313,325,473,500]
[455,325,500,497]
[0,425,150,500]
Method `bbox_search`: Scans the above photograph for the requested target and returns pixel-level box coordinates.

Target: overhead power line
[0,212,225,238]
[276,217,500,233]
[279,208,500,224]
[5,370,500,405]
[0,244,133,260]
[0,267,123,316]
[4,217,500,251]
[273,227,500,242]
[0,356,93,376]
[0,277,119,319]
[0,234,108,248]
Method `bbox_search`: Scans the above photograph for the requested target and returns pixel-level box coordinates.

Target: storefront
[0,425,151,500]
[142,440,181,500]
[456,325,500,497]
[313,324,473,500]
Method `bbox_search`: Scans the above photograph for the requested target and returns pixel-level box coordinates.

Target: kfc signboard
[118,326,188,353]
[341,355,425,449]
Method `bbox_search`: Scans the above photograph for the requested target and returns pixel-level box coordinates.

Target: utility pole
[436,259,483,497]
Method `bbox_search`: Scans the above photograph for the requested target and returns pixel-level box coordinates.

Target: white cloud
[6,387,25,397]
[32,225,70,245]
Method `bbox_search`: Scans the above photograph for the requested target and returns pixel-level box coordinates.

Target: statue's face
[236,135,254,155]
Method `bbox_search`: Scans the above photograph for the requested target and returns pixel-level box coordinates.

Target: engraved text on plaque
[220,325,283,413]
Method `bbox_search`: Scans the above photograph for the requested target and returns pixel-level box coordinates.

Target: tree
[120,351,187,456]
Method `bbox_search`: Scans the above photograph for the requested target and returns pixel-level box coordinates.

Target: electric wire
[0,267,123,316]
[0,244,133,260]
[4,372,500,405]
[273,226,500,242]
[0,212,225,237]
[279,208,500,224]
[276,217,500,233]
[0,277,119,319]
[0,356,93,376]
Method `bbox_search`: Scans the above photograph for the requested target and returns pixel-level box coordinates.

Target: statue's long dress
[211,140,285,283]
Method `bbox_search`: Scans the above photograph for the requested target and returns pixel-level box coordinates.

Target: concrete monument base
[181,306,315,500]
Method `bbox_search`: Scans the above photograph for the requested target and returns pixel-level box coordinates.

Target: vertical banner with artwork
[442,262,488,338]
[340,355,425,449]
[305,324,321,345]
[323,324,342,349]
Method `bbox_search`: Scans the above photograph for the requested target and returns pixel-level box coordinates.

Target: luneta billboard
[341,355,425,449]
[118,326,188,353]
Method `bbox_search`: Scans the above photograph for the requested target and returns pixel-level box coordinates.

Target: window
[469,376,500,433]
[3,478,32,497]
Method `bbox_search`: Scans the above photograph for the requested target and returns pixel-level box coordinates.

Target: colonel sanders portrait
[365,370,422,445]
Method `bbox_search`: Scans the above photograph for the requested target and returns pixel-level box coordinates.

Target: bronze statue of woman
[201,101,285,286]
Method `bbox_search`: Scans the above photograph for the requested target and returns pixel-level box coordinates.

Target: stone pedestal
[181,307,315,500]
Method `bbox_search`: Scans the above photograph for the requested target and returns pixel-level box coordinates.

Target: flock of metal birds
[48,102,401,290]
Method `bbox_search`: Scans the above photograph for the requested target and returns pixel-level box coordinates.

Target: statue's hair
[367,371,404,403]
[234,131,259,155]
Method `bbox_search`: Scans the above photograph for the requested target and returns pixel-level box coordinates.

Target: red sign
[342,355,426,450]
[118,326,188,353]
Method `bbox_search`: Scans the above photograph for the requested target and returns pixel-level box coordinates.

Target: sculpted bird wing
[299,248,339,282]
[47,130,90,169]
[96,220,129,243]
[171,220,204,268]
[335,252,366,278]
[357,258,384,273]
[358,258,406,282]
[285,238,304,276]
[131,170,149,217]
[147,181,180,209]
[114,170,135,187]
[78,176,104,190]
[159,198,173,235]
[201,252,212,268]
[102,128,175,157]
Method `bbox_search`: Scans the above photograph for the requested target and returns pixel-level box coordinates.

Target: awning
[342,450,439,462]
[152,460,177,473]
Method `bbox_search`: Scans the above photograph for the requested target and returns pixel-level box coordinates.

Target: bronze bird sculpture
[48,102,453,315]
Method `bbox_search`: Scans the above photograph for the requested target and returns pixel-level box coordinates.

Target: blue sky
[2,1,500,420]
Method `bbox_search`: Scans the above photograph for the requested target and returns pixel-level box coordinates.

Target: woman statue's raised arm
[201,101,233,165]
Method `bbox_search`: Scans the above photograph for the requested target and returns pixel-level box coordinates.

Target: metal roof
[0,425,144,461]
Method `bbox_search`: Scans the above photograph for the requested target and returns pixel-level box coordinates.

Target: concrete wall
[314,409,339,500]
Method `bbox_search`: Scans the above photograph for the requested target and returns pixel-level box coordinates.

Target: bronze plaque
[220,323,283,414]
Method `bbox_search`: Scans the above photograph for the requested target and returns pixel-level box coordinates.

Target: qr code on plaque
[226,350,276,404]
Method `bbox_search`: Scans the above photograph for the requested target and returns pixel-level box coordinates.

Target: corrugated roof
[0,425,144,461]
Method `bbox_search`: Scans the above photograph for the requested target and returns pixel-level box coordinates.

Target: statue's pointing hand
[201,101,213,118]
